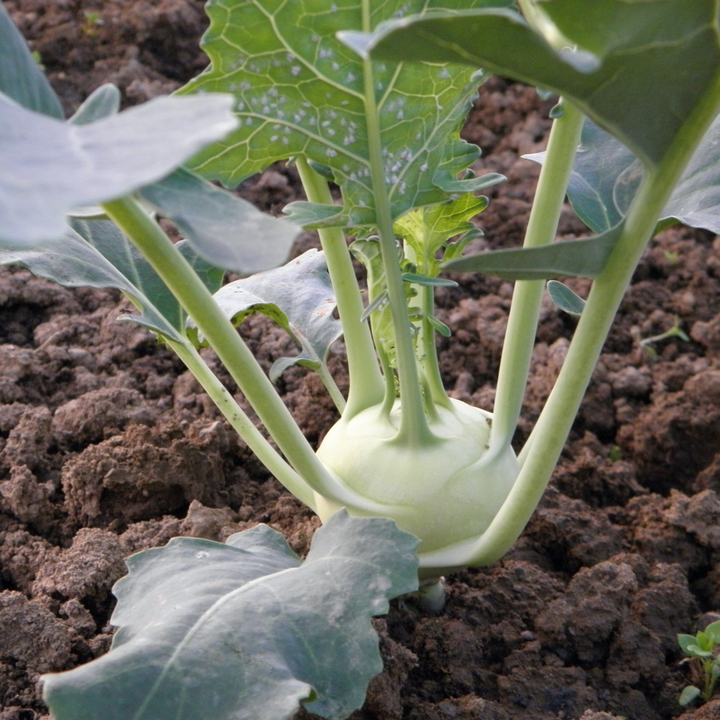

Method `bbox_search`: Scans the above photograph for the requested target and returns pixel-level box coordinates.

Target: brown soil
[3,2,720,720]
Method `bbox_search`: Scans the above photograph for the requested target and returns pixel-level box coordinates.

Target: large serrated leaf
[528,114,720,236]
[0,3,63,118]
[43,511,419,720]
[0,93,238,245]
[0,220,222,341]
[178,0,502,226]
[201,249,342,380]
[355,0,720,169]
[139,167,299,274]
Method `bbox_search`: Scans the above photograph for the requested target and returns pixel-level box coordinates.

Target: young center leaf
[178,0,499,227]
[43,511,419,720]
[195,249,342,381]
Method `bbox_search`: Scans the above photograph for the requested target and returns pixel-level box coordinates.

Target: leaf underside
[43,511,419,720]
[202,249,342,379]
[0,93,238,245]
[0,221,222,341]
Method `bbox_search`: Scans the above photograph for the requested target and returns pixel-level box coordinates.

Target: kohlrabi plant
[678,620,720,706]
[3,0,720,718]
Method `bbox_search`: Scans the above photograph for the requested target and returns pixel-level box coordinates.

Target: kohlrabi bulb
[315,398,519,555]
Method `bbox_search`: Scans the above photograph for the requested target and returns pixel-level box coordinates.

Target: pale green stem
[362,0,434,445]
[101,196,337,496]
[405,243,452,412]
[295,157,384,417]
[316,363,347,415]
[169,340,316,510]
[419,73,720,572]
[102,195,396,515]
[490,100,583,457]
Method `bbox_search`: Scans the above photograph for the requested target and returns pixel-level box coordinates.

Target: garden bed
[2,1,720,719]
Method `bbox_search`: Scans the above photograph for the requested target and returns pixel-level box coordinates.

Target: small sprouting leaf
[427,314,451,337]
[547,280,585,317]
[679,633,699,656]
[401,273,458,288]
[139,167,299,274]
[360,1,720,169]
[178,0,497,226]
[528,114,720,236]
[679,685,702,707]
[360,289,388,323]
[43,511,419,720]
[68,84,121,125]
[705,620,720,645]
[688,643,713,658]
[0,93,238,245]
[0,3,63,118]
[200,249,342,381]
[443,223,623,280]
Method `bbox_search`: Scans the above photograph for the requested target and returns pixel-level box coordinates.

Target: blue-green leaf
[679,685,702,706]
[0,93,238,245]
[139,167,299,274]
[444,223,623,280]
[356,1,720,169]
[0,220,222,341]
[547,280,585,317]
[68,84,121,125]
[43,511,419,720]
[200,249,342,380]
[529,114,720,236]
[0,3,63,118]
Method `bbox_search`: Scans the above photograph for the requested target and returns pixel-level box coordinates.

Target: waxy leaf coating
[0,93,238,245]
[43,511,419,720]
[202,249,342,380]
[357,0,720,169]
[529,114,720,236]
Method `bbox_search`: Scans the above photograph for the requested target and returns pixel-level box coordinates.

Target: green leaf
[395,193,489,277]
[0,220,222,342]
[529,113,720,236]
[547,280,585,317]
[443,223,623,280]
[139,167,299,274]
[68,84,121,125]
[679,633,700,656]
[0,3,63,118]
[0,93,238,245]
[283,201,349,229]
[178,0,499,226]
[356,1,720,169]
[200,249,342,381]
[679,685,702,707]
[43,511,419,720]
[705,620,720,645]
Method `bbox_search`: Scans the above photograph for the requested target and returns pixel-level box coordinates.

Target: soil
[3,2,720,719]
